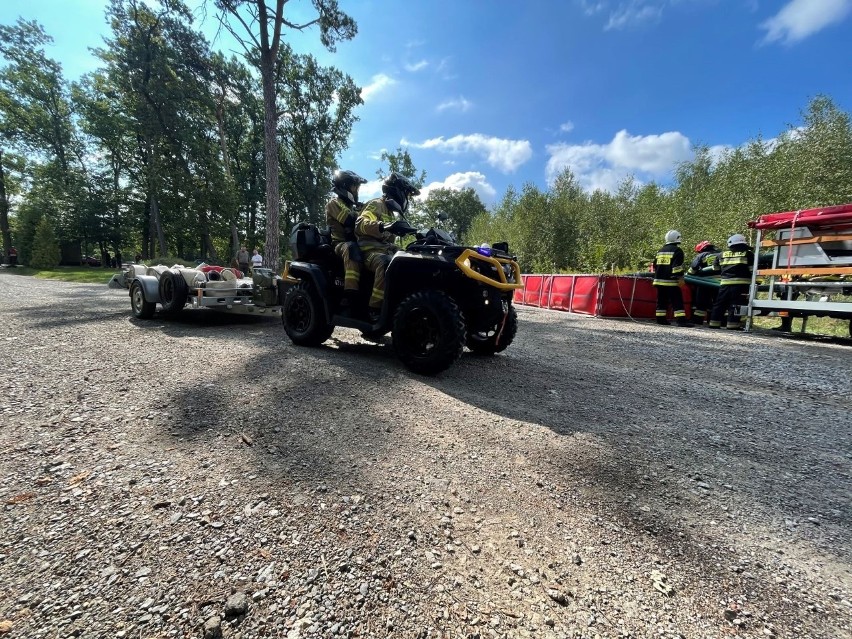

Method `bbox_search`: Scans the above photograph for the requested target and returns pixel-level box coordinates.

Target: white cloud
[405,60,428,72]
[759,0,852,45]
[360,178,384,201]
[605,2,663,30]
[559,121,575,133]
[403,134,533,173]
[418,172,497,203]
[360,74,396,101]
[545,129,692,192]
[436,97,472,113]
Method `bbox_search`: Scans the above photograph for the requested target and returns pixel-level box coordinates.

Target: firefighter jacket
[326,197,356,244]
[718,243,754,286]
[687,250,720,277]
[652,242,685,286]
[355,198,398,256]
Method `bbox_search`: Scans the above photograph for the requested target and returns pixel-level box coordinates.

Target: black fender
[283,261,334,324]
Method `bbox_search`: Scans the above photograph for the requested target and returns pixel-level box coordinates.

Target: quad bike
[279,220,523,375]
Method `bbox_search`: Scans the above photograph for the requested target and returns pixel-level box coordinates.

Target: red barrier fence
[513,274,692,319]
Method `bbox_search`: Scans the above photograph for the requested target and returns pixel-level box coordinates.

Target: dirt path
[1,272,850,638]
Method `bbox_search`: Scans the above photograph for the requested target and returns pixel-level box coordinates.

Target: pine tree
[29,217,60,269]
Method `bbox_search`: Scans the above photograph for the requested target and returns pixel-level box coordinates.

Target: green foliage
[470,96,852,273]
[29,216,60,268]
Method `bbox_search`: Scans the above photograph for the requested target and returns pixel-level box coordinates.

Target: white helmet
[727,233,747,247]
[665,230,682,244]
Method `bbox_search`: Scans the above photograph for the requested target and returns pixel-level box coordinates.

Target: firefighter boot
[676,318,695,328]
[656,317,671,326]
[339,290,359,317]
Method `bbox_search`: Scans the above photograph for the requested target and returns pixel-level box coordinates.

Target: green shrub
[29,218,60,269]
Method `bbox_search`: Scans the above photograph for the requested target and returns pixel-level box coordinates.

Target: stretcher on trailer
[108,263,284,319]
[745,203,852,334]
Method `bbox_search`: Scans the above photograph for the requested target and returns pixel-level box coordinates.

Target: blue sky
[2,0,851,206]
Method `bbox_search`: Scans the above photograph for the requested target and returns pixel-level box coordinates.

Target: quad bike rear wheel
[466,305,518,355]
[392,290,465,375]
[282,282,334,346]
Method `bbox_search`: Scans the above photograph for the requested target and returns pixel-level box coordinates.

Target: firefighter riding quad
[279,221,523,375]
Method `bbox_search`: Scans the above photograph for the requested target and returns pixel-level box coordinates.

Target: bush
[29,218,60,269]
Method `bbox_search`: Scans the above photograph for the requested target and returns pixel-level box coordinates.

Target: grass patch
[2,265,117,284]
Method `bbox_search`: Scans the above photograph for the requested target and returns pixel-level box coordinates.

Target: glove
[386,220,415,236]
[343,214,356,230]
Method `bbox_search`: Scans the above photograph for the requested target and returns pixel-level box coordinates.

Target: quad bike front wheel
[467,305,518,355]
[392,290,465,375]
[282,282,334,346]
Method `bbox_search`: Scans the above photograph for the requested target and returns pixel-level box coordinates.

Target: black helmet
[381,172,420,213]
[332,169,367,205]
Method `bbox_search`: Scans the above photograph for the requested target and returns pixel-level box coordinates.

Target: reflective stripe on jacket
[653,242,685,286]
[326,197,355,244]
[718,245,754,286]
[687,251,720,276]
[355,198,397,255]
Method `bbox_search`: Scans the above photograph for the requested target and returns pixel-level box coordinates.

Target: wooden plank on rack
[758,267,852,276]
[760,233,852,247]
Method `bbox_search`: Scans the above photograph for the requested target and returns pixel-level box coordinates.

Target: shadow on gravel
[425,319,852,538]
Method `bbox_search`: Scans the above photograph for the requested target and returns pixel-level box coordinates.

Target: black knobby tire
[130,281,155,319]
[158,270,188,315]
[282,282,334,346]
[467,305,518,355]
[392,290,465,375]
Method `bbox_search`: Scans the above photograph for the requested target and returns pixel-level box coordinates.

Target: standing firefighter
[709,233,754,330]
[652,230,693,327]
[687,240,720,324]
[355,172,420,322]
[326,170,367,312]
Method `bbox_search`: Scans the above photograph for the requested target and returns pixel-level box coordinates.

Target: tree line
[1,2,850,274]
[466,96,852,273]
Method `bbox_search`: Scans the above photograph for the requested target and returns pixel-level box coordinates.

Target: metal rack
[745,205,852,333]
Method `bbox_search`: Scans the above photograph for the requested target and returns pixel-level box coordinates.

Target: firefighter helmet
[381,172,420,213]
[694,240,712,252]
[727,233,747,247]
[665,230,682,244]
[332,169,367,205]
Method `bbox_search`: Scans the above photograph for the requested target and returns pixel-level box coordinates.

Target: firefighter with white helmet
[708,233,754,329]
[652,230,693,327]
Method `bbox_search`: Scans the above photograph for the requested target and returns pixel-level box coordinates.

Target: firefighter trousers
[363,252,392,309]
[654,284,686,318]
[333,241,360,292]
[709,284,748,329]
[691,284,717,322]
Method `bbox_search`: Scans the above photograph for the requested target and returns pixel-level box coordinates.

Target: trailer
[745,203,852,336]
[109,263,283,319]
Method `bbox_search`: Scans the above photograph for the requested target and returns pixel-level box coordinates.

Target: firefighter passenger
[687,240,720,324]
[709,233,754,330]
[326,169,367,312]
[355,172,420,322]
[652,230,693,327]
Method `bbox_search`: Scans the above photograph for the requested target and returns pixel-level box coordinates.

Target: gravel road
[1,271,850,639]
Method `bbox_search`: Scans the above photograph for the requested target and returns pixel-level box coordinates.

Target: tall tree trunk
[0,149,12,265]
[260,60,280,272]
[150,192,166,256]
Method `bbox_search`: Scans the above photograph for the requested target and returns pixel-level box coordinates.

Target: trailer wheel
[158,271,188,315]
[130,281,155,319]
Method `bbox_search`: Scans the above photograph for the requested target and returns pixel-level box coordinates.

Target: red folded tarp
[748,203,852,230]
[514,274,693,319]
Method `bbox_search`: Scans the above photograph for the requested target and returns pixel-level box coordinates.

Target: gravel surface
[1,270,850,639]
